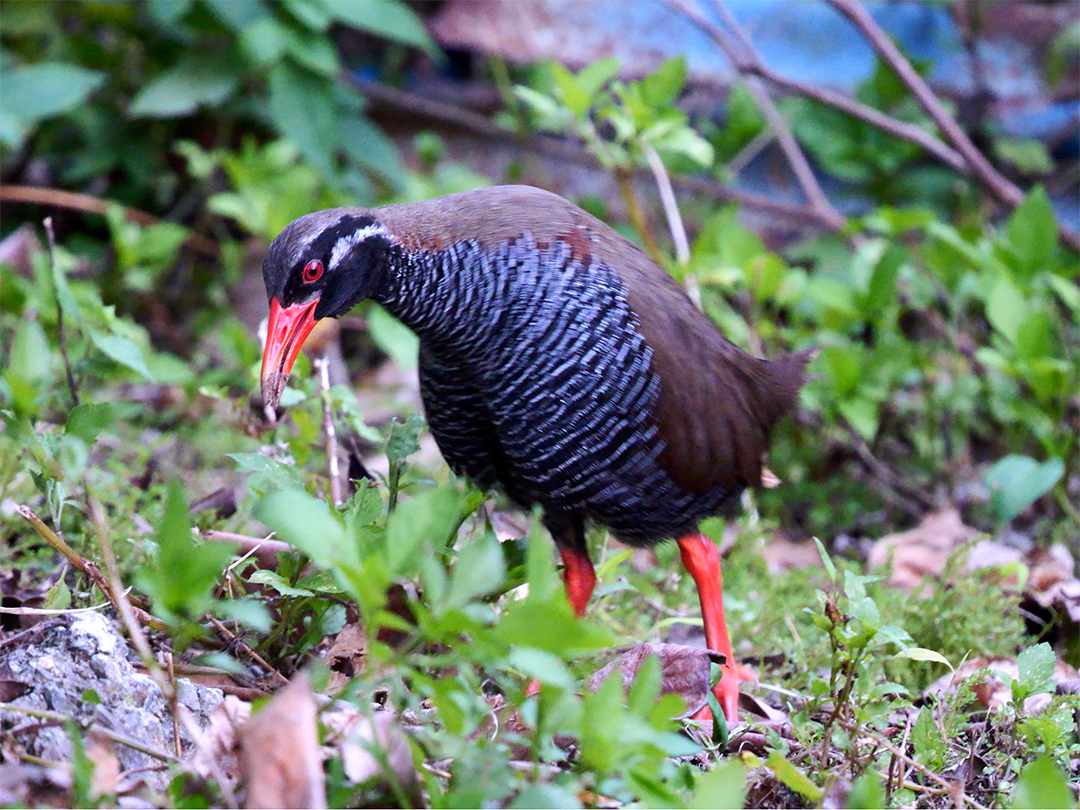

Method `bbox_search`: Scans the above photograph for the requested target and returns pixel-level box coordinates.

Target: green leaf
[0,62,105,147]
[1016,642,1056,696]
[911,706,946,770]
[246,569,315,597]
[573,57,621,108]
[894,647,952,669]
[838,395,879,441]
[445,530,505,610]
[639,55,687,108]
[385,485,463,575]
[985,274,1026,343]
[1010,757,1076,809]
[368,304,418,370]
[267,62,337,175]
[89,332,154,380]
[229,452,304,492]
[137,481,235,622]
[256,489,353,572]
[1005,186,1057,280]
[847,770,885,809]
[765,752,823,803]
[321,0,438,56]
[984,454,1065,524]
[507,647,575,689]
[688,759,745,809]
[129,55,240,117]
[65,403,116,444]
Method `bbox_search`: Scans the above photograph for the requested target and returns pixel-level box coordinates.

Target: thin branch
[350,74,841,233]
[663,0,846,231]
[0,702,179,763]
[43,218,79,408]
[207,615,290,687]
[641,142,702,308]
[825,0,1079,252]
[89,497,175,703]
[0,184,219,256]
[315,355,344,506]
[16,504,166,631]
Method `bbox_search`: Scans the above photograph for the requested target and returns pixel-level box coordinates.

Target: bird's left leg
[676,531,740,724]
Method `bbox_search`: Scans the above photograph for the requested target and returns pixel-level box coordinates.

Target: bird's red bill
[261,297,319,408]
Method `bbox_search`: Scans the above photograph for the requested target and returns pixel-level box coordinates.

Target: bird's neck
[374,239,510,352]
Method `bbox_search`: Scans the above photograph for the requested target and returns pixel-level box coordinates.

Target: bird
[259,185,809,723]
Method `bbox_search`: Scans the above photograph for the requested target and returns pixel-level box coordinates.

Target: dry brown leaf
[867,507,978,593]
[587,643,721,716]
[84,729,121,801]
[924,655,1079,713]
[1026,543,1080,622]
[321,705,418,797]
[238,673,325,809]
[762,534,824,574]
[185,694,250,783]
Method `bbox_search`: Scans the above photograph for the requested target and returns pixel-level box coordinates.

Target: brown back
[376,186,808,492]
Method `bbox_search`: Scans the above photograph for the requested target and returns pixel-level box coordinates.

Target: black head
[260,209,394,407]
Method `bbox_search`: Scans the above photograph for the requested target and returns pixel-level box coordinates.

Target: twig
[0,184,219,256]
[350,75,840,233]
[207,615,291,687]
[663,0,847,232]
[825,0,1079,253]
[43,218,79,408]
[315,355,344,506]
[0,702,178,763]
[641,142,703,309]
[89,497,175,703]
[16,504,166,631]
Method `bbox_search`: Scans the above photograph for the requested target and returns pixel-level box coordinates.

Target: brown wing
[377,186,808,493]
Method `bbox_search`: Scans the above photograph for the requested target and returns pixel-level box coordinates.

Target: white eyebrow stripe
[329,224,387,270]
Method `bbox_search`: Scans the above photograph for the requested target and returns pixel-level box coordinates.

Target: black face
[263,211,393,319]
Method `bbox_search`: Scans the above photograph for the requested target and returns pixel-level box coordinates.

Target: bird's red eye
[301,260,324,284]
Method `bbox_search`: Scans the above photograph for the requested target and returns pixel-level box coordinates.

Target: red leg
[676,531,739,723]
[558,544,597,618]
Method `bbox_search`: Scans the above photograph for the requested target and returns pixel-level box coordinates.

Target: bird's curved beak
[261,297,319,408]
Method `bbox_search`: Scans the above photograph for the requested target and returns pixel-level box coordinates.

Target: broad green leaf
[1006,186,1056,280]
[229,452,304,492]
[368,304,418,370]
[838,395,879,441]
[1016,642,1056,695]
[385,485,463,575]
[129,56,240,117]
[574,57,621,107]
[911,707,946,771]
[322,0,438,56]
[984,454,1064,524]
[894,647,952,669]
[507,647,575,689]
[0,63,105,147]
[1010,757,1076,809]
[256,489,353,572]
[89,332,154,380]
[445,530,505,610]
[267,62,337,175]
[847,770,885,809]
[765,751,823,803]
[985,273,1025,343]
[65,403,116,444]
[639,55,687,108]
[137,481,235,621]
[688,759,745,809]
[246,569,314,597]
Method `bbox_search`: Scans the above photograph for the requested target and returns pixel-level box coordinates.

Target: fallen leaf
[867,507,977,593]
[923,655,1079,713]
[321,704,417,797]
[238,673,325,809]
[587,643,721,716]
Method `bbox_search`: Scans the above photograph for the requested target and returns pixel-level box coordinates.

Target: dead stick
[43,218,79,408]
[315,355,344,506]
[0,184,219,256]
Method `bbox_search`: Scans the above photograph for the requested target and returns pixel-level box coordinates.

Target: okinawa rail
[259,185,809,722]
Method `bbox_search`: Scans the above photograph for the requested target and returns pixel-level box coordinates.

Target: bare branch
[825,0,1079,252]
[663,0,847,231]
